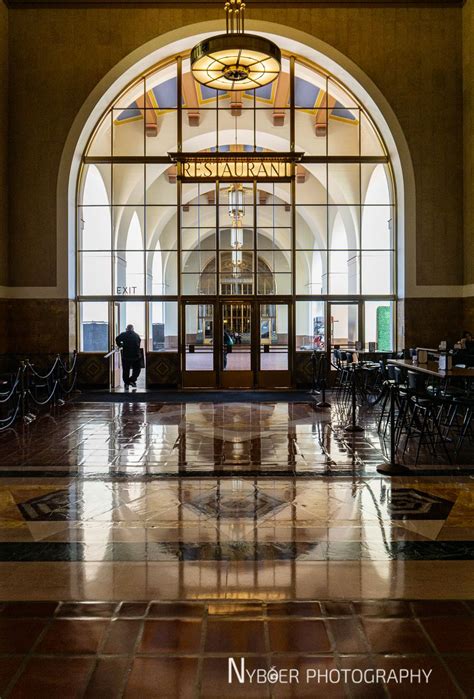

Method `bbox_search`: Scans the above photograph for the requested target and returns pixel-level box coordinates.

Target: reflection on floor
[0,599,473,698]
[0,400,473,695]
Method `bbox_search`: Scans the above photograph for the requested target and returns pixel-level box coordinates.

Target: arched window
[77,38,396,379]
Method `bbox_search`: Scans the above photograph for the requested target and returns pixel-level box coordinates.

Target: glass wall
[78,48,396,358]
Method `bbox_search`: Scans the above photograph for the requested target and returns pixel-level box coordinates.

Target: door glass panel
[330,304,359,361]
[185,304,214,371]
[222,303,251,371]
[79,302,109,352]
[149,301,178,352]
[296,301,325,351]
[260,304,288,370]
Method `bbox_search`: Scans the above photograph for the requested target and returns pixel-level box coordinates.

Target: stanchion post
[377,383,410,475]
[317,354,331,408]
[345,365,363,432]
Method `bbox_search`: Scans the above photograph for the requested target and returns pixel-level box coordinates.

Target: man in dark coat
[116,324,142,388]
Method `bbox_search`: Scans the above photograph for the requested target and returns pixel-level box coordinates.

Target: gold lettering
[181,157,294,181]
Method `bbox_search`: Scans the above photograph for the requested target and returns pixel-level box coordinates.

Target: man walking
[115,324,142,388]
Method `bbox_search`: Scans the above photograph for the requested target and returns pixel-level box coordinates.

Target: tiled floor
[0,399,472,695]
[0,599,472,698]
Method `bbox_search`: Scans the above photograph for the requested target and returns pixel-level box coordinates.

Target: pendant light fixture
[191,0,281,91]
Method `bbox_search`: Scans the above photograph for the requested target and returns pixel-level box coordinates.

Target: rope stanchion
[0,352,77,430]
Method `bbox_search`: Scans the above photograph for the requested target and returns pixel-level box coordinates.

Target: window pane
[365,301,393,350]
[112,109,144,157]
[146,250,177,295]
[361,251,392,294]
[329,251,359,294]
[80,252,112,295]
[361,164,393,205]
[149,302,178,351]
[79,206,111,250]
[79,302,109,352]
[361,206,393,249]
[114,251,145,295]
[296,206,327,249]
[296,164,327,206]
[260,304,288,370]
[185,304,214,371]
[328,108,360,156]
[296,300,325,351]
[328,164,360,205]
[182,273,216,295]
[296,250,326,295]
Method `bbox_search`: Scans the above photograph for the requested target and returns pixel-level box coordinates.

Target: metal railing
[0,351,77,431]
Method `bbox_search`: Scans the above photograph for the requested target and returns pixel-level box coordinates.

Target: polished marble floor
[0,400,473,695]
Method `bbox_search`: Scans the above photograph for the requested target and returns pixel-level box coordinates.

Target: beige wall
[7,5,464,290]
[464,0,474,288]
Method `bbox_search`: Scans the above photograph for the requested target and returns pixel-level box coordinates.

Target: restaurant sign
[168,152,303,182]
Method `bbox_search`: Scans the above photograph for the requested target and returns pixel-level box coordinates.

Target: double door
[182,300,291,389]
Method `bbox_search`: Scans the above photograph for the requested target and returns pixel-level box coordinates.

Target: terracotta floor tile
[138,620,201,654]
[124,657,198,699]
[321,601,354,616]
[362,619,432,654]
[207,602,264,618]
[420,616,474,652]
[0,657,23,695]
[270,657,344,698]
[337,656,386,699]
[0,619,46,653]
[102,619,142,654]
[374,655,462,698]
[84,657,130,698]
[201,657,270,698]
[205,619,266,654]
[327,618,369,653]
[411,600,469,617]
[117,602,149,617]
[442,654,474,695]
[147,602,205,619]
[9,657,95,699]
[35,619,109,654]
[353,601,412,617]
[266,602,322,617]
[268,620,331,653]
[57,602,117,618]
[0,602,58,618]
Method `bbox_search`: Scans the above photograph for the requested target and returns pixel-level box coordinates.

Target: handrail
[0,351,78,431]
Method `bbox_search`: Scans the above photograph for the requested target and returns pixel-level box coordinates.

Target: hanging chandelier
[190,0,281,91]
[228,183,245,221]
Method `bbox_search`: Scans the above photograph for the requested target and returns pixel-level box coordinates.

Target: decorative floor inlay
[0,400,473,604]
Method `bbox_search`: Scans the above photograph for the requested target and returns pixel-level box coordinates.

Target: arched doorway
[75,28,399,389]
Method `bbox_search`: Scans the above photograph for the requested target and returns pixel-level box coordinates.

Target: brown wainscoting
[146,352,180,388]
[0,299,7,354]
[5,299,74,354]
[463,296,474,332]
[76,353,109,389]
